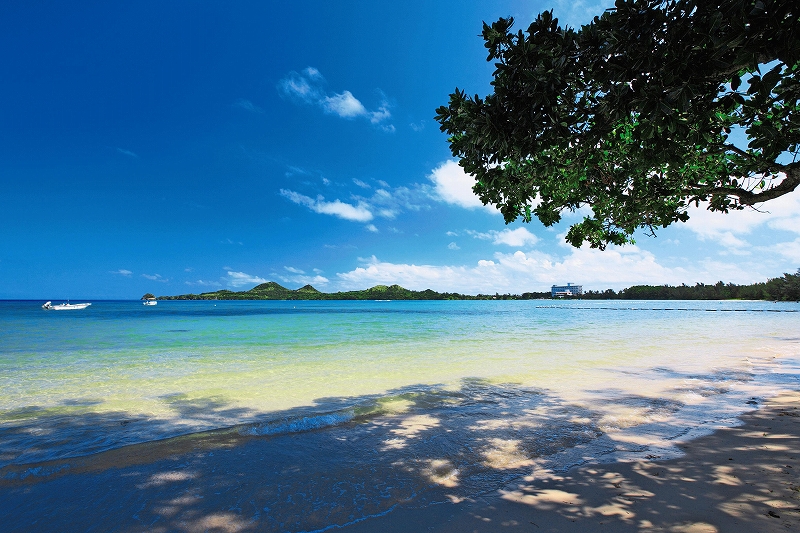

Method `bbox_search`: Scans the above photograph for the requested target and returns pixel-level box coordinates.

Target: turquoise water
[1,299,799,473]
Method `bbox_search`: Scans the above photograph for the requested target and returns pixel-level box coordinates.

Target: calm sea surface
[2,299,799,475]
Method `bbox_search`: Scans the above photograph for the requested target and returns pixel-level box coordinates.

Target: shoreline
[0,392,798,531]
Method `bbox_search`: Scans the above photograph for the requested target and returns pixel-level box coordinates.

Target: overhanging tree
[435,0,800,248]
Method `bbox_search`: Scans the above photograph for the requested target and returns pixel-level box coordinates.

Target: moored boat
[42,301,92,310]
[143,298,157,306]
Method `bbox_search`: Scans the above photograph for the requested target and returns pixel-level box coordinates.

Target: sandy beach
[1,391,798,532]
[340,392,800,533]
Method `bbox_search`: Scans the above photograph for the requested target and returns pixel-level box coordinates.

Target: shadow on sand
[1,380,798,532]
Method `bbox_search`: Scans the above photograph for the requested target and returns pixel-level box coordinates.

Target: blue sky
[2,0,799,299]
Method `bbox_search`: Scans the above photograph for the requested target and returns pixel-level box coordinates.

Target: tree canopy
[435,0,800,248]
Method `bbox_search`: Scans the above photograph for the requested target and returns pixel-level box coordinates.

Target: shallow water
[1,299,799,522]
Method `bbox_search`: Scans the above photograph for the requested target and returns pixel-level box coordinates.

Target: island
[156,282,540,301]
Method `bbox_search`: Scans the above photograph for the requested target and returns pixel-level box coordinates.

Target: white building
[551,283,583,297]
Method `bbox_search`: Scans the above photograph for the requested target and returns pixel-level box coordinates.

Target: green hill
[156,283,494,301]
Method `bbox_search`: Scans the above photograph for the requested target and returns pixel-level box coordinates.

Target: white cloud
[714,232,751,255]
[285,165,312,178]
[303,66,322,79]
[551,0,616,28]
[322,91,368,118]
[280,189,373,222]
[693,259,770,284]
[485,246,684,288]
[273,266,329,286]
[277,272,330,287]
[116,148,138,158]
[333,244,771,294]
[282,182,428,226]
[466,227,539,247]
[448,242,460,250]
[336,256,470,291]
[110,269,132,276]
[493,228,539,246]
[312,199,372,221]
[769,217,800,233]
[142,273,168,282]
[428,160,499,214]
[366,187,425,216]
[681,193,800,253]
[277,67,322,103]
[377,208,398,218]
[768,237,800,263]
[365,224,379,233]
[465,227,539,247]
[278,67,393,129]
[233,98,263,113]
[467,230,493,240]
[226,271,268,288]
[369,106,392,125]
[185,279,222,287]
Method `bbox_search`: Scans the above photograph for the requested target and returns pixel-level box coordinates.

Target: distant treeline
[583,269,800,301]
[157,270,800,302]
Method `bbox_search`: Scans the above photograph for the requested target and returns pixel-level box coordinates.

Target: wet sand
[343,392,800,533]
[1,393,799,532]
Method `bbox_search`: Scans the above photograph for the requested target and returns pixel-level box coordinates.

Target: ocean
[1,299,799,531]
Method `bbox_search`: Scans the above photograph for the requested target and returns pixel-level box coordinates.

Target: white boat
[143,298,157,306]
[42,301,91,310]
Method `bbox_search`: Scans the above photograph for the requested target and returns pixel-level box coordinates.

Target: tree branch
[707,165,800,205]
[722,143,753,159]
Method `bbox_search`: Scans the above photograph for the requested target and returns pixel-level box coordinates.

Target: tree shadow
[473,397,800,532]
[0,380,798,532]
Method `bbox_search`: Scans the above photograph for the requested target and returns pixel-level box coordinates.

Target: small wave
[238,410,355,437]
